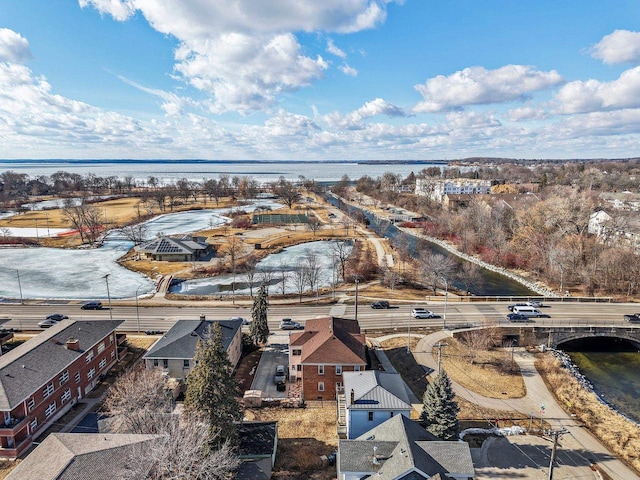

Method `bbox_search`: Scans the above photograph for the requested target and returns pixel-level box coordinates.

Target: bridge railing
[425,295,615,303]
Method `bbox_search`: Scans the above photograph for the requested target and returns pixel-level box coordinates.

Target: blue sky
[1,0,640,160]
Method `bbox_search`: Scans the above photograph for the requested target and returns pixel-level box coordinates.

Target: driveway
[250,333,290,399]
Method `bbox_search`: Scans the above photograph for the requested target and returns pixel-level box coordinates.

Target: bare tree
[457,262,482,295]
[121,223,149,245]
[291,261,308,303]
[304,251,321,302]
[259,269,276,295]
[277,259,289,295]
[272,176,300,208]
[419,251,456,294]
[243,256,258,298]
[306,216,322,236]
[331,240,351,281]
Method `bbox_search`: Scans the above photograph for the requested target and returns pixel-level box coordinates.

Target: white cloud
[413,65,563,113]
[324,98,408,129]
[339,63,358,76]
[0,29,32,64]
[80,0,400,113]
[506,107,548,122]
[327,39,346,58]
[591,30,640,65]
[553,66,640,114]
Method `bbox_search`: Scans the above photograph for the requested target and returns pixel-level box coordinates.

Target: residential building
[599,191,640,211]
[0,320,124,458]
[288,317,367,401]
[6,433,160,480]
[134,234,214,262]
[143,317,243,380]
[588,210,640,249]
[416,178,492,202]
[339,371,413,439]
[338,414,475,480]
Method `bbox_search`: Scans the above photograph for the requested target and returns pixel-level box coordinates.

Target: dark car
[81,301,103,310]
[506,313,530,322]
[624,313,640,323]
[274,365,287,385]
[371,300,390,309]
[46,313,68,321]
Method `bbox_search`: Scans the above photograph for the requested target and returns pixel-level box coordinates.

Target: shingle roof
[237,421,278,458]
[291,317,366,365]
[143,319,242,360]
[339,415,474,479]
[6,433,160,480]
[343,371,412,410]
[0,319,123,410]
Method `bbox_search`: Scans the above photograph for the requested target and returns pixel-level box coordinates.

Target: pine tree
[184,322,242,445]
[420,370,460,440]
[250,284,270,344]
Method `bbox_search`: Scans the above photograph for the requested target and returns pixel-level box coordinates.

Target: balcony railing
[0,416,28,435]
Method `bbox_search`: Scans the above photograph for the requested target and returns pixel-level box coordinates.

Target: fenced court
[252,213,309,224]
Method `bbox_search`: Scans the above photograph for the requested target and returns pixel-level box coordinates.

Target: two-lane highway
[0,300,638,333]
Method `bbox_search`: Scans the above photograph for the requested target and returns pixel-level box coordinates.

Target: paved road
[1,300,639,333]
[415,331,640,480]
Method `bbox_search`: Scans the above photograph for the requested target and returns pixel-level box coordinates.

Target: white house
[340,371,412,439]
[416,178,491,202]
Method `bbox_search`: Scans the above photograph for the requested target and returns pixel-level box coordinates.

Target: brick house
[288,317,367,401]
[0,319,124,458]
[143,317,243,380]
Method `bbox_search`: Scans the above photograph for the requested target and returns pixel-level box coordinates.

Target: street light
[354,276,359,324]
[407,306,412,354]
[103,274,113,321]
[135,284,142,333]
[441,276,448,330]
[15,269,23,305]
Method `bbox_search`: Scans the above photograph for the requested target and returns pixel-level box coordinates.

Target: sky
[1,1,640,161]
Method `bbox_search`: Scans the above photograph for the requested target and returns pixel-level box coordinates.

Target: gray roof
[343,371,412,410]
[0,319,123,410]
[6,433,160,480]
[339,415,474,479]
[143,319,242,360]
[135,236,209,256]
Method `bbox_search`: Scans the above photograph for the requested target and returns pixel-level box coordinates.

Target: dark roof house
[134,235,213,262]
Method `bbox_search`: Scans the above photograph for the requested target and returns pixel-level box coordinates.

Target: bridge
[453,324,640,349]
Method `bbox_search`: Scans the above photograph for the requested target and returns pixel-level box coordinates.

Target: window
[318,382,324,392]
[59,370,69,385]
[318,365,324,375]
[162,359,169,369]
[43,383,54,399]
[61,388,71,404]
[336,365,342,375]
[354,365,361,372]
[30,418,37,432]
[27,398,35,411]
[111,351,115,359]
[153,359,159,367]
[292,349,301,356]
[296,364,302,371]
[87,368,95,380]
[45,402,56,418]
[99,358,106,369]
[74,372,81,383]
[85,351,94,363]
[97,342,105,354]
[368,411,374,422]
[109,334,114,344]
[183,359,190,368]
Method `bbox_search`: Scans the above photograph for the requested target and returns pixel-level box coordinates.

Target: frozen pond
[169,240,353,296]
[21,195,112,211]
[0,199,283,300]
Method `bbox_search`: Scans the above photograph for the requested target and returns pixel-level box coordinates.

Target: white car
[411,308,435,319]
[527,300,543,308]
[38,319,58,328]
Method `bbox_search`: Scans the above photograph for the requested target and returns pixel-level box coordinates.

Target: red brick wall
[301,364,364,401]
[0,331,120,458]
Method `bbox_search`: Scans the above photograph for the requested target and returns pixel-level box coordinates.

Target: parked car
[411,308,435,319]
[280,318,303,330]
[624,313,640,323]
[371,300,390,309]
[46,313,68,321]
[274,365,287,385]
[81,301,103,310]
[506,313,530,322]
[38,319,58,328]
[507,303,529,312]
[231,316,250,325]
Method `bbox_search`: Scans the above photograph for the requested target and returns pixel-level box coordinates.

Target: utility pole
[434,341,448,373]
[545,428,568,480]
[103,274,113,321]
[354,276,359,323]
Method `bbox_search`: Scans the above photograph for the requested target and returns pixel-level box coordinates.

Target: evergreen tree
[184,323,242,445]
[250,284,270,344]
[420,370,460,440]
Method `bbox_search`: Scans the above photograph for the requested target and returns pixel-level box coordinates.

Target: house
[338,414,475,480]
[339,371,413,439]
[288,317,367,401]
[599,191,640,211]
[237,421,279,480]
[588,210,640,249]
[416,178,492,202]
[0,319,124,458]
[134,234,214,262]
[6,433,160,480]
[143,316,243,380]
[443,193,472,211]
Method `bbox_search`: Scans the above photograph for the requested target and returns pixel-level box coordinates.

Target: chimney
[200,314,206,321]
[350,389,355,405]
[372,446,379,465]
[66,338,80,351]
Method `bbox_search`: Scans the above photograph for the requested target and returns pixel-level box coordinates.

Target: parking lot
[250,333,291,398]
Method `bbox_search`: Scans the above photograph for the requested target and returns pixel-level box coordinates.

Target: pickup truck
[274,365,287,386]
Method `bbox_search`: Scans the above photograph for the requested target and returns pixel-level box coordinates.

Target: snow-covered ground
[0,199,284,300]
[170,240,352,296]
[1,227,71,238]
